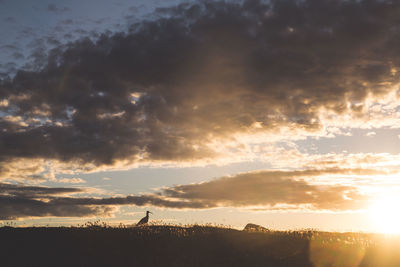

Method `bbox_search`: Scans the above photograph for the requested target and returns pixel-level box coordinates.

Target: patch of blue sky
[45,160,271,195]
[296,128,400,155]
[0,0,190,75]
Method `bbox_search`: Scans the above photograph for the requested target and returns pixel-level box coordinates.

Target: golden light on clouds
[3,0,400,233]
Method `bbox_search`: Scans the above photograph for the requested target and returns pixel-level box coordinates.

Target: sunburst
[369,194,400,234]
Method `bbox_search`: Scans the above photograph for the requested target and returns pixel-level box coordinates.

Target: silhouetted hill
[0,224,398,267]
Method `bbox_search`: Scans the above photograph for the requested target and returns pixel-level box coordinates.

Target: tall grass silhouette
[1,222,399,267]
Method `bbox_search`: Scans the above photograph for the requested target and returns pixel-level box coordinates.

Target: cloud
[0,182,82,198]
[160,168,371,211]
[57,177,86,184]
[1,0,400,177]
[0,183,111,219]
[0,182,204,219]
[4,16,15,23]
[0,168,377,219]
[47,4,70,13]
[0,197,113,220]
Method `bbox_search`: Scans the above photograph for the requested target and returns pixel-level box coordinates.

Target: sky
[2,0,400,233]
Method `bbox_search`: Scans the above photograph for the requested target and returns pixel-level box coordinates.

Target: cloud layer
[0,168,373,219]
[0,183,112,219]
[1,0,400,175]
[161,168,370,210]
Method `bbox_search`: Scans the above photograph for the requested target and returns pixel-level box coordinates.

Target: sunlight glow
[369,194,400,234]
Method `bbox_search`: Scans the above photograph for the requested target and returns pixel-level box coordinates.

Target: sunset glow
[369,194,400,234]
[2,0,400,235]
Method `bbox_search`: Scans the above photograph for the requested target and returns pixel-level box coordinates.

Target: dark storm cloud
[0,73,10,80]
[0,168,371,219]
[46,36,61,46]
[0,44,18,51]
[1,0,400,169]
[0,183,110,219]
[4,16,15,23]
[0,197,112,220]
[62,19,74,25]
[47,4,70,13]
[11,52,24,60]
[0,183,82,198]
[64,33,73,39]
[19,27,35,38]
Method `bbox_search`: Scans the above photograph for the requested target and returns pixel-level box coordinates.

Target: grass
[0,222,399,266]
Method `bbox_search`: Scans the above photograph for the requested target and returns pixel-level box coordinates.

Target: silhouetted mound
[243,223,270,233]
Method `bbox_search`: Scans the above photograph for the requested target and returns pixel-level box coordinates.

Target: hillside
[0,224,398,267]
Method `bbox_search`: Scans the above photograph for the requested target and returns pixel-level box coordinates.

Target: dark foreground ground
[1,224,399,267]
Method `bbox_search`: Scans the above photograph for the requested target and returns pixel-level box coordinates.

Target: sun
[369,195,400,234]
